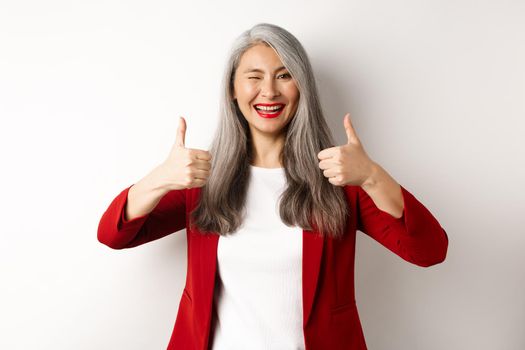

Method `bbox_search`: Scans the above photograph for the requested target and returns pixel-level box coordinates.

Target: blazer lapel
[302,229,325,328]
[198,228,325,341]
[200,233,219,350]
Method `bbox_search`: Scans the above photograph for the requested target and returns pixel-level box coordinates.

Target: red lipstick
[253,103,285,119]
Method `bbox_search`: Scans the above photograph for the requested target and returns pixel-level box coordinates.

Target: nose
[261,78,280,99]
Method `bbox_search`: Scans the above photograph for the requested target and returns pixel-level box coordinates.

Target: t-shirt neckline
[249,164,285,172]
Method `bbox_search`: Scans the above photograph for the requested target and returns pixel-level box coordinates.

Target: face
[232,43,300,138]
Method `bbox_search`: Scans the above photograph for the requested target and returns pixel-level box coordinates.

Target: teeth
[255,105,283,111]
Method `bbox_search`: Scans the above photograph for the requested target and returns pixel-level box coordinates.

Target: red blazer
[98,183,448,350]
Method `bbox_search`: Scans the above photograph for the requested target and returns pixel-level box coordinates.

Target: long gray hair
[190,23,349,239]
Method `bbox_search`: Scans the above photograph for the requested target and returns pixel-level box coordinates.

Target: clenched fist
[317,113,375,187]
[155,116,212,191]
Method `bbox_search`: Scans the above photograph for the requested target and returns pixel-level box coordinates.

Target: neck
[249,131,285,168]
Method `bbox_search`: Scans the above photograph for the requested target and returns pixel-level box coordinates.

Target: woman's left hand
[317,113,376,187]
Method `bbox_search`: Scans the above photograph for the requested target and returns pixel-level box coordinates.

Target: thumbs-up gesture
[157,116,212,191]
[317,113,376,187]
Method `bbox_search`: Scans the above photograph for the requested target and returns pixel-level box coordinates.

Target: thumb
[175,116,186,148]
[344,113,359,144]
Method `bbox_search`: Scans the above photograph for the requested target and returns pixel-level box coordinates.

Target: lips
[253,103,286,119]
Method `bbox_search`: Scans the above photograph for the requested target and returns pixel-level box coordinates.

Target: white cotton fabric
[210,165,305,350]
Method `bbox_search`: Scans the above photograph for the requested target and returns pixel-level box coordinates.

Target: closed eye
[248,73,291,80]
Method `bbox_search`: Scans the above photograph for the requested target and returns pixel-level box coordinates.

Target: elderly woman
[98,22,448,350]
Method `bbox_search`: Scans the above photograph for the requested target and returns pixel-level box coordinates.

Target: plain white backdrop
[1,0,524,349]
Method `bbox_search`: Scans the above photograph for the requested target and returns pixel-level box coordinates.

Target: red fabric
[97,184,448,350]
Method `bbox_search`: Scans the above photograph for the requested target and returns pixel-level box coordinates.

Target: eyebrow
[242,66,287,74]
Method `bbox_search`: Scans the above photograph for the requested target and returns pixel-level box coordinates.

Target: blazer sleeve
[355,184,448,267]
[97,184,187,249]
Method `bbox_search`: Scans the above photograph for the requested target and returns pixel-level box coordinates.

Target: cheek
[284,85,300,104]
[287,88,300,115]
[236,83,258,101]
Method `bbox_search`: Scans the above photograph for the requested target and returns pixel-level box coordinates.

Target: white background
[1,0,524,349]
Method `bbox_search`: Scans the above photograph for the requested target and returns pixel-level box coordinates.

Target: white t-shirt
[210,165,305,350]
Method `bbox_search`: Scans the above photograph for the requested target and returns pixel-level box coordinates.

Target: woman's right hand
[153,116,212,191]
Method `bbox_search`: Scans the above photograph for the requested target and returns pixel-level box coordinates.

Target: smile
[253,103,285,119]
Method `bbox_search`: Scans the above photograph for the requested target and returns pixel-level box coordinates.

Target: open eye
[278,73,292,79]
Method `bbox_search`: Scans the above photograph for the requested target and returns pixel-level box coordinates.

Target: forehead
[237,43,285,71]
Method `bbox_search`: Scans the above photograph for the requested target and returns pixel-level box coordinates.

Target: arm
[320,115,447,266]
[97,166,187,250]
[360,162,404,219]
[354,182,449,268]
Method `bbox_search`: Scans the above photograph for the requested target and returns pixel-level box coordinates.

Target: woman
[98,23,449,350]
